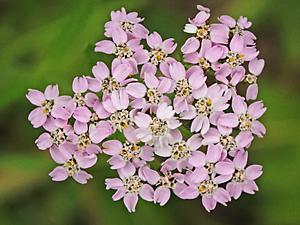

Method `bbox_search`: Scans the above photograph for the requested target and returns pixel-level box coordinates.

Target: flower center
[157,171,177,189]
[174,78,192,98]
[226,51,244,69]
[245,74,257,85]
[148,47,167,65]
[120,141,141,161]
[199,58,211,70]
[238,112,253,132]
[204,162,215,174]
[123,175,143,194]
[219,134,237,152]
[89,111,100,124]
[73,93,86,107]
[149,117,169,137]
[232,168,246,183]
[196,25,210,40]
[144,88,163,105]
[114,42,133,59]
[40,99,54,114]
[198,178,218,197]
[101,76,120,94]
[171,140,191,161]
[120,20,134,32]
[195,97,213,117]
[230,26,244,36]
[110,109,133,131]
[63,156,80,176]
[77,133,91,150]
[50,127,67,146]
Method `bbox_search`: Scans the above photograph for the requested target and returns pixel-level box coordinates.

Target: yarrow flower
[27,5,266,213]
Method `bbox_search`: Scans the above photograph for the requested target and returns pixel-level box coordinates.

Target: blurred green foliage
[0,0,300,224]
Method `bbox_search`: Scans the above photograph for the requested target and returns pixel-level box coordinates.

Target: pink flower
[218,15,256,45]
[103,126,155,169]
[218,95,266,137]
[104,8,149,39]
[89,62,133,96]
[26,85,71,128]
[180,83,229,134]
[95,28,146,74]
[35,117,73,151]
[133,102,181,147]
[188,144,234,184]
[183,41,224,75]
[158,129,202,172]
[105,163,154,212]
[181,173,231,212]
[215,35,259,79]
[154,171,187,206]
[245,58,265,100]
[202,127,254,158]
[49,143,97,184]
[226,151,263,199]
[140,32,177,77]
[102,90,134,132]
[169,62,206,113]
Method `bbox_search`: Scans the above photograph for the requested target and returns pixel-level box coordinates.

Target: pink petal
[242,180,258,194]
[245,165,263,180]
[76,154,97,169]
[189,151,206,167]
[154,186,170,206]
[50,145,66,164]
[49,166,68,181]
[139,184,154,202]
[181,37,200,54]
[123,193,138,213]
[233,151,248,169]
[180,185,200,199]
[230,35,244,53]
[26,89,45,106]
[35,133,52,150]
[218,113,239,128]
[249,58,265,75]
[138,166,160,185]
[28,107,47,128]
[44,85,59,99]
[73,107,91,123]
[226,182,242,199]
[246,84,258,101]
[72,76,88,93]
[251,120,266,138]
[206,144,221,163]
[105,178,123,190]
[92,61,109,80]
[108,155,127,169]
[102,140,122,155]
[126,83,146,98]
[202,196,217,212]
[117,162,136,179]
[95,40,115,53]
[144,72,159,88]
[212,188,230,205]
[113,64,132,82]
[72,170,93,184]
[112,188,126,201]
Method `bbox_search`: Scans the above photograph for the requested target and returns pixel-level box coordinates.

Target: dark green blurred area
[0,0,299,224]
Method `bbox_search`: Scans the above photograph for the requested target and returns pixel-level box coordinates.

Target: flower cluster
[27,5,265,212]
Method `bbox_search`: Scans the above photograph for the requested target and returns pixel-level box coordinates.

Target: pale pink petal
[154,186,170,206]
[242,180,258,194]
[169,62,186,81]
[180,185,200,199]
[90,127,111,144]
[105,178,123,190]
[245,165,263,180]
[108,155,127,169]
[230,35,244,53]
[236,131,253,148]
[215,161,235,175]
[190,167,208,183]
[249,58,264,75]
[95,40,115,53]
[113,64,132,82]
[147,32,162,48]
[49,166,68,181]
[248,101,266,119]
[218,113,239,128]
[50,145,66,164]
[139,184,154,202]
[233,151,248,169]
[72,170,93,184]
[126,83,146,98]
[226,182,242,199]
[26,89,45,106]
[72,76,88,93]
[213,188,230,205]
[246,84,258,101]
[92,61,109,79]
[73,107,91,123]
[206,144,221,163]
[251,120,266,138]
[144,72,159,88]
[35,133,52,150]
[112,28,127,44]
[117,162,135,179]
[28,107,47,128]
[218,15,236,27]
[124,193,138,212]
[189,151,206,167]
[76,154,97,169]
[202,196,217,212]
[102,140,122,155]
[112,188,126,201]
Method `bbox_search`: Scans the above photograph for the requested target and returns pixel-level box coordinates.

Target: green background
[0,0,299,224]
